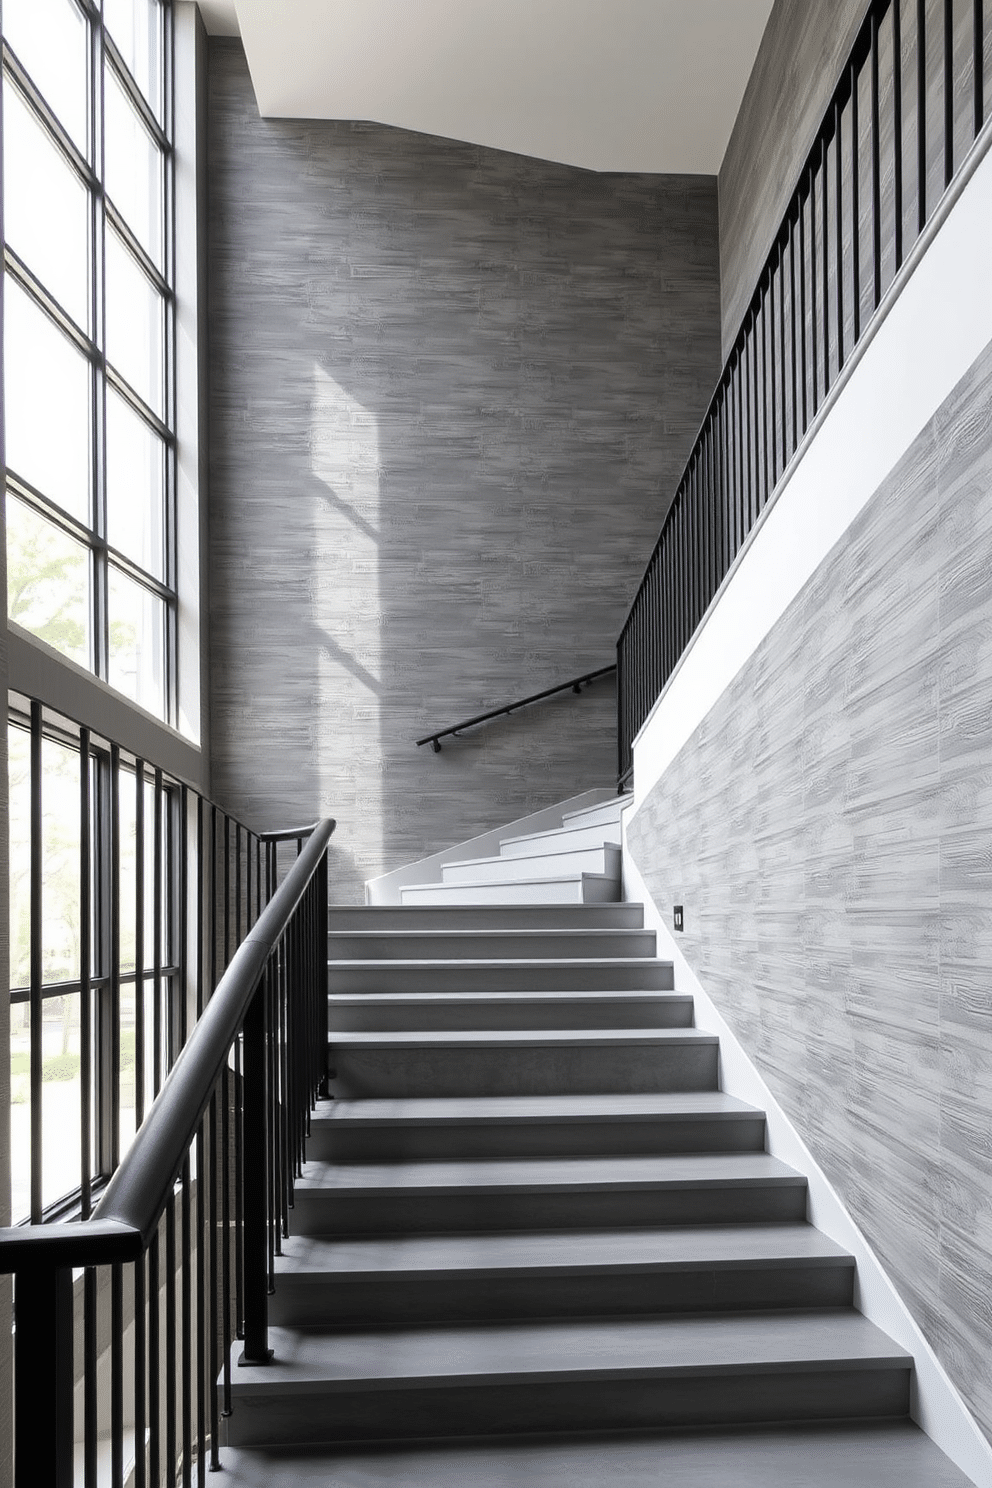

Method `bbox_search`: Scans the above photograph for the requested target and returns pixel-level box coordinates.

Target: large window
[2,0,176,724]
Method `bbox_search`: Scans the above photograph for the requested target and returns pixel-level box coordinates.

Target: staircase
[222,796,975,1486]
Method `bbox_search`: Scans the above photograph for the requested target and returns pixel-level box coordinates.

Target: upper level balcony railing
[617,0,991,787]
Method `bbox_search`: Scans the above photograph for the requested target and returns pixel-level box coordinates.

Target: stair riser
[269,1262,856,1328]
[442,848,619,884]
[329,905,643,932]
[327,996,693,1033]
[330,961,674,993]
[561,802,624,830]
[401,877,619,906]
[328,931,656,961]
[327,1041,718,1098]
[499,824,621,857]
[224,1365,909,1447]
[306,1114,767,1163]
[291,1181,807,1235]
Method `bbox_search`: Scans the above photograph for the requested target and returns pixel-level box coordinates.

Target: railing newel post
[15,1264,74,1488]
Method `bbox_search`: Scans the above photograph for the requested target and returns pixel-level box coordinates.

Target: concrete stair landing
[223,796,975,1485]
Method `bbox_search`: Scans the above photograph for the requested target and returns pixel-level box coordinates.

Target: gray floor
[219,1420,974,1487]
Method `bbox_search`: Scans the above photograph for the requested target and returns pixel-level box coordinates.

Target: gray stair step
[218,1421,978,1487]
[441,844,621,884]
[329,957,673,993]
[328,902,644,932]
[307,1091,767,1161]
[327,927,656,961]
[327,1027,717,1098]
[400,872,621,906]
[269,1224,855,1326]
[223,1310,911,1445]
[290,1152,808,1233]
[327,990,693,1032]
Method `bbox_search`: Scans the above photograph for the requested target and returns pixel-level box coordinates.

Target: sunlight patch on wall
[310,362,384,880]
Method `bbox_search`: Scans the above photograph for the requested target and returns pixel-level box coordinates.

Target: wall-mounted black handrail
[617,0,991,786]
[0,814,335,1488]
[418,665,617,752]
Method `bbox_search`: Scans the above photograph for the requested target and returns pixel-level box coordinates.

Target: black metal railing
[1,694,334,1488]
[617,0,990,785]
[418,665,617,753]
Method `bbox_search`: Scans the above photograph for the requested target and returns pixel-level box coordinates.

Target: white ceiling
[195,0,774,175]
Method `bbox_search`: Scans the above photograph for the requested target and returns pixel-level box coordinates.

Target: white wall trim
[621,810,992,1487]
[632,123,992,810]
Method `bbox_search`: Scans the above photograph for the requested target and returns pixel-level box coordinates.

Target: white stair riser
[561,800,626,830]
[498,823,621,857]
[400,875,620,906]
[330,904,644,932]
[442,846,620,885]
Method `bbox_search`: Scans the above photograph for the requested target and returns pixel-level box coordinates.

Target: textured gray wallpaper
[206,41,720,900]
[627,336,992,1447]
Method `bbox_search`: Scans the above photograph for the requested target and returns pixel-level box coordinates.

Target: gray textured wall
[206,41,721,900]
[626,335,992,1447]
[718,0,868,359]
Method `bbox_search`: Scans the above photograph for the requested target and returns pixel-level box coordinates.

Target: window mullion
[164,0,177,725]
[93,5,109,685]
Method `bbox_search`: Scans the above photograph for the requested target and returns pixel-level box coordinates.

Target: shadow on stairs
[221,797,974,1486]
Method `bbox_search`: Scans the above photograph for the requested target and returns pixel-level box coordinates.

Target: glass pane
[42,991,83,1209]
[119,982,136,1153]
[107,390,166,579]
[8,729,85,1220]
[4,278,91,521]
[109,565,166,717]
[7,496,91,667]
[10,999,31,1222]
[117,768,157,976]
[2,0,89,153]
[106,228,164,416]
[2,79,90,329]
[105,66,163,267]
[104,0,163,120]
[8,728,83,989]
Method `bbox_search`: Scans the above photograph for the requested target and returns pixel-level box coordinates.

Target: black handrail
[0,820,334,1269]
[418,665,617,752]
[617,0,991,785]
[0,815,335,1488]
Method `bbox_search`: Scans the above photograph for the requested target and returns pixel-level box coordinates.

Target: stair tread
[229,1310,910,1394]
[216,1422,978,1488]
[328,1028,714,1049]
[275,1223,852,1278]
[295,1151,805,1194]
[312,1091,761,1125]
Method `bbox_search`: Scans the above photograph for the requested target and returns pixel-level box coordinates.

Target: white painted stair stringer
[620,805,992,1488]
